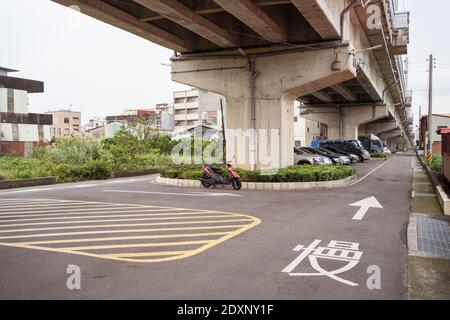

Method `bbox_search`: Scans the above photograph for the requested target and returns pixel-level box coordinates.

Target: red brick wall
[0,142,40,156]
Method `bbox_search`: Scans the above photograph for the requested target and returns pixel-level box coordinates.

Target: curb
[417,155,450,216]
[0,177,57,190]
[155,175,358,191]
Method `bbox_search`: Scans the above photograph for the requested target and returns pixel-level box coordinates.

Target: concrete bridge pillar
[172,47,354,169]
[302,104,389,140]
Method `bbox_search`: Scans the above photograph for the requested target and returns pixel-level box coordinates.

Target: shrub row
[371,152,387,159]
[160,165,355,183]
[423,154,443,172]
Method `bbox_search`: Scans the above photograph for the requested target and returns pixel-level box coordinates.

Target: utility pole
[220,99,226,165]
[427,54,434,159]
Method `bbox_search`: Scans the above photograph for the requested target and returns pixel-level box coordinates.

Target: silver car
[294,147,332,165]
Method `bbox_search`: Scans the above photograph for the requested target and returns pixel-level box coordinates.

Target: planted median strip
[158,165,357,191]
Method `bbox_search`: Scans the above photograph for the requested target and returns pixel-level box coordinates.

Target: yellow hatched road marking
[0,203,114,211]
[0,214,242,228]
[0,208,194,219]
[16,231,230,245]
[0,224,246,240]
[60,240,212,251]
[0,211,226,223]
[101,251,193,258]
[0,206,165,214]
[0,218,254,234]
[0,198,261,263]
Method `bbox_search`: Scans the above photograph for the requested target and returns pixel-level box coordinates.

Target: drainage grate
[417,216,450,258]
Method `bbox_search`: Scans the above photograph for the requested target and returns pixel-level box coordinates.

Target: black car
[320,146,360,163]
[318,140,370,162]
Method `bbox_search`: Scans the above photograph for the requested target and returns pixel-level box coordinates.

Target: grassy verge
[422,154,443,172]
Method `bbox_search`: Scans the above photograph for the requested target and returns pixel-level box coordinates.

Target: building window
[64,117,70,124]
[295,141,302,147]
[294,117,298,122]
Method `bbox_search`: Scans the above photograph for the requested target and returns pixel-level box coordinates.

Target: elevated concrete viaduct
[52,0,413,168]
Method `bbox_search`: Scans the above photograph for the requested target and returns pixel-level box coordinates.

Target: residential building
[173,89,225,133]
[294,102,327,148]
[86,122,123,140]
[84,117,106,132]
[0,67,52,156]
[46,109,82,138]
[419,114,450,153]
[106,105,174,132]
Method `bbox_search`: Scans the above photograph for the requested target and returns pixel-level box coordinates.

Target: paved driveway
[0,157,413,299]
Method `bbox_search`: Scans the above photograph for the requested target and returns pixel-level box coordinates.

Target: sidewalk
[407,157,450,299]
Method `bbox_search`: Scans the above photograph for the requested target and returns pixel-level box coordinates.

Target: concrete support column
[302,105,389,140]
[171,46,354,169]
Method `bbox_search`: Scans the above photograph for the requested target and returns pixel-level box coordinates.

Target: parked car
[359,135,385,153]
[299,147,333,165]
[302,147,350,165]
[294,147,331,165]
[321,146,360,163]
[318,140,370,162]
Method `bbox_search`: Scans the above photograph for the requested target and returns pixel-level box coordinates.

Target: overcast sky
[0,0,449,126]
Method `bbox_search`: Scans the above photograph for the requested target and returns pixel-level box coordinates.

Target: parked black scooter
[200,164,242,190]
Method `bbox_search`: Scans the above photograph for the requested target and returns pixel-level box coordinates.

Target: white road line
[103,190,243,197]
[0,177,156,196]
[335,157,395,189]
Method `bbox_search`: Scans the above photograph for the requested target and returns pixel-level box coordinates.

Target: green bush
[162,165,355,183]
[424,154,442,172]
[371,152,387,159]
[51,160,111,183]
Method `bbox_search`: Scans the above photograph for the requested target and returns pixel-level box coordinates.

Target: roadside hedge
[423,154,442,172]
[371,152,387,159]
[160,165,355,183]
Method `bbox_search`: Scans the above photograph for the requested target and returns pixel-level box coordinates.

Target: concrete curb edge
[155,175,358,191]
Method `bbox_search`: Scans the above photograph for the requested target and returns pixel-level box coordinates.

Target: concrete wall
[0,123,51,142]
[0,88,28,114]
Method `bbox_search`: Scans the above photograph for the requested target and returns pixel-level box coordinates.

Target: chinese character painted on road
[282,240,363,287]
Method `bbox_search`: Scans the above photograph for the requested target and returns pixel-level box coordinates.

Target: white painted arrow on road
[350,196,383,220]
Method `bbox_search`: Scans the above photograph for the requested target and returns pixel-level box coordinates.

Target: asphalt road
[0,156,413,300]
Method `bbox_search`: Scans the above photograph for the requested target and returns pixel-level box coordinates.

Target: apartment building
[294,102,327,148]
[173,89,225,133]
[0,67,52,156]
[46,109,82,138]
[419,114,450,153]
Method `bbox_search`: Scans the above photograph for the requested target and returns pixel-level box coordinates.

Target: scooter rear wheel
[232,179,242,190]
[201,174,212,189]
[201,181,212,189]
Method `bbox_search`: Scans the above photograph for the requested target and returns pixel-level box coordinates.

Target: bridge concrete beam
[301,104,389,140]
[172,46,354,169]
[211,0,287,43]
[290,0,345,40]
[379,129,402,141]
[135,0,240,48]
[52,0,192,52]
[359,120,398,136]
[385,136,407,151]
